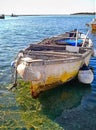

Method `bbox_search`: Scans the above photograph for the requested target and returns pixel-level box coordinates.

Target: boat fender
[11,61,16,68]
[78,65,94,84]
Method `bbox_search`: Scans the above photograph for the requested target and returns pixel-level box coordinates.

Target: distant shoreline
[5,12,96,16]
[70,12,96,15]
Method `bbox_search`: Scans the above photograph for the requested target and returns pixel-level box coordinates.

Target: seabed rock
[55,93,96,130]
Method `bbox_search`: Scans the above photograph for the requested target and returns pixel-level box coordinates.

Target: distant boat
[86,11,96,33]
[86,18,96,33]
[11,13,18,17]
[10,29,94,97]
[0,14,5,19]
[90,18,96,32]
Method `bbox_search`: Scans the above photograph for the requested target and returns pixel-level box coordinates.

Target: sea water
[0,15,96,129]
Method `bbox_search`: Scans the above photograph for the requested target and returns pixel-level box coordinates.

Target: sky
[0,0,95,15]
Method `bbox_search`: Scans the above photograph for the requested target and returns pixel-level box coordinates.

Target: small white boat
[11,30,94,97]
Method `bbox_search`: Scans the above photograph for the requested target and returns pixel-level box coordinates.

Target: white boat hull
[16,49,92,96]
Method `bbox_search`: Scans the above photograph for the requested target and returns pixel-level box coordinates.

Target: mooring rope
[9,51,24,90]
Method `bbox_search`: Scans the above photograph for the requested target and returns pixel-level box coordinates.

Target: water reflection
[55,57,96,130]
[82,56,96,109]
[55,84,96,130]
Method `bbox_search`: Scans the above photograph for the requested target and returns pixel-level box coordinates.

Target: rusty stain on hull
[30,70,79,96]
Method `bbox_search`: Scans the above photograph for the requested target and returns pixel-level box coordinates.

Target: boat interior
[19,44,92,64]
[38,30,90,47]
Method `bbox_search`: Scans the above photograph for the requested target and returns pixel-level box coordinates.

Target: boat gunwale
[21,57,82,66]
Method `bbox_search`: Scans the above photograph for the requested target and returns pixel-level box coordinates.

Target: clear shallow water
[0,15,96,129]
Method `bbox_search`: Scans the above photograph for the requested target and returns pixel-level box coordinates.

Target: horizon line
[1,12,96,16]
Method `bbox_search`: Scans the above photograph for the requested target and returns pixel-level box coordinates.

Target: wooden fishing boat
[11,13,18,17]
[86,18,96,33]
[91,18,96,33]
[11,30,94,97]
